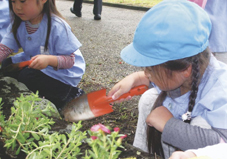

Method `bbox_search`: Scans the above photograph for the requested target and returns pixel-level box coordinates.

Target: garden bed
[0,75,159,159]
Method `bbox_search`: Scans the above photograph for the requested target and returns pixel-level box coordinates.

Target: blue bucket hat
[121,0,212,67]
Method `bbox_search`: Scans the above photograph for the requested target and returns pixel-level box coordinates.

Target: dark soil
[0,75,157,159]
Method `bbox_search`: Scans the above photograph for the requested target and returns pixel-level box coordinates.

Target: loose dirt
[0,76,157,158]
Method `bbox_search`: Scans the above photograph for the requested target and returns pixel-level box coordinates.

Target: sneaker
[94,14,101,20]
[70,7,82,17]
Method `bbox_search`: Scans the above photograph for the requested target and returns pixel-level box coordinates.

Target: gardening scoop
[0,60,32,73]
[62,85,148,122]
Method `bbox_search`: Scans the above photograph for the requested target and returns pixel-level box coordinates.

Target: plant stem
[55,135,72,159]
[26,144,55,159]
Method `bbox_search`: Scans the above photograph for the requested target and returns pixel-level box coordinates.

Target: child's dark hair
[8,0,65,50]
[146,48,211,157]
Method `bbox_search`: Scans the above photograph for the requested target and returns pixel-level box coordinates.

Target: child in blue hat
[0,0,85,110]
[108,0,227,158]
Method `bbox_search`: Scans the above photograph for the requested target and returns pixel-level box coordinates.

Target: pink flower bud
[116,134,127,146]
[91,123,111,134]
[114,127,120,132]
[120,134,127,139]
[91,136,97,140]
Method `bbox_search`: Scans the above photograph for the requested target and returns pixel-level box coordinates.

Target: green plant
[84,123,127,159]
[0,94,127,158]
[23,122,86,159]
[0,93,86,158]
[0,93,56,154]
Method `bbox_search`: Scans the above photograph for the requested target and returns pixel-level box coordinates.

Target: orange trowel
[62,85,148,122]
[0,60,32,73]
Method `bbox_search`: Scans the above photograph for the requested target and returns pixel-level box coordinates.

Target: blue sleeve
[0,1,11,41]
[196,75,227,129]
[1,24,20,52]
[50,18,82,55]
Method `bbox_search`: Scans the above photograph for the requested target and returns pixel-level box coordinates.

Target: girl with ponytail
[108,0,227,158]
[0,0,85,110]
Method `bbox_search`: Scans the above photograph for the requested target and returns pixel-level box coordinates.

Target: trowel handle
[18,60,33,68]
[109,85,148,103]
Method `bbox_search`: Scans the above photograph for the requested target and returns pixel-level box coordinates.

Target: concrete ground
[56,0,147,91]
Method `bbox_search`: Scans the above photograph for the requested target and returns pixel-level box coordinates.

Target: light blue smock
[0,0,10,41]
[205,1,227,52]
[1,14,85,87]
[153,55,227,129]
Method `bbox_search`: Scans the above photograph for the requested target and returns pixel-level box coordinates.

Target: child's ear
[183,65,192,78]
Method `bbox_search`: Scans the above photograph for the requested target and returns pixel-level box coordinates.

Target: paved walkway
[56,0,147,90]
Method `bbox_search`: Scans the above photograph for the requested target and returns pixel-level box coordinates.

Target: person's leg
[17,68,84,110]
[93,0,102,20]
[71,0,83,17]
[133,88,158,153]
[1,57,21,79]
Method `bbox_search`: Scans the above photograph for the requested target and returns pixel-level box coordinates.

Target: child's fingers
[29,56,38,68]
[30,55,38,60]
[109,87,124,100]
[108,84,122,98]
[108,86,119,97]
[110,88,122,100]
[28,60,34,68]
[29,60,41,70]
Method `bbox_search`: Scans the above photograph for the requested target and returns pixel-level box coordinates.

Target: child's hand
[108,79,133,102]
[29,55,58,70]
[146,106,173,132]
[108,71,149,102]
[169,151,196,159]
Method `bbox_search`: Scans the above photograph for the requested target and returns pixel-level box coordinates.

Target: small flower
[91,136,97,140]
[0,126,2,132]
[91,123,111,134]
[116,134,127,146]
[114,127,120,132]
[36,117,39,120]
[120,134,127,139]
[91,124,101,131]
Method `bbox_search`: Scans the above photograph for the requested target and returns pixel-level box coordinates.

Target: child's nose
[14,1,22,10]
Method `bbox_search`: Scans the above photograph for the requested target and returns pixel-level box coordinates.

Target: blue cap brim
[121,43,169,67]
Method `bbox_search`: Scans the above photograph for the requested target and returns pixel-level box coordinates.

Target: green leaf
[15,146,21,155]
[32,142,38,148]
[11,139,16,151]
[31,133,40,140]
[43,148,50,155]
[18,132,26,144]
[27,137,35,143]
[61,134,67,144]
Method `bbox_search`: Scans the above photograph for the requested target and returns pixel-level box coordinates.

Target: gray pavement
[56,0,146,91]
